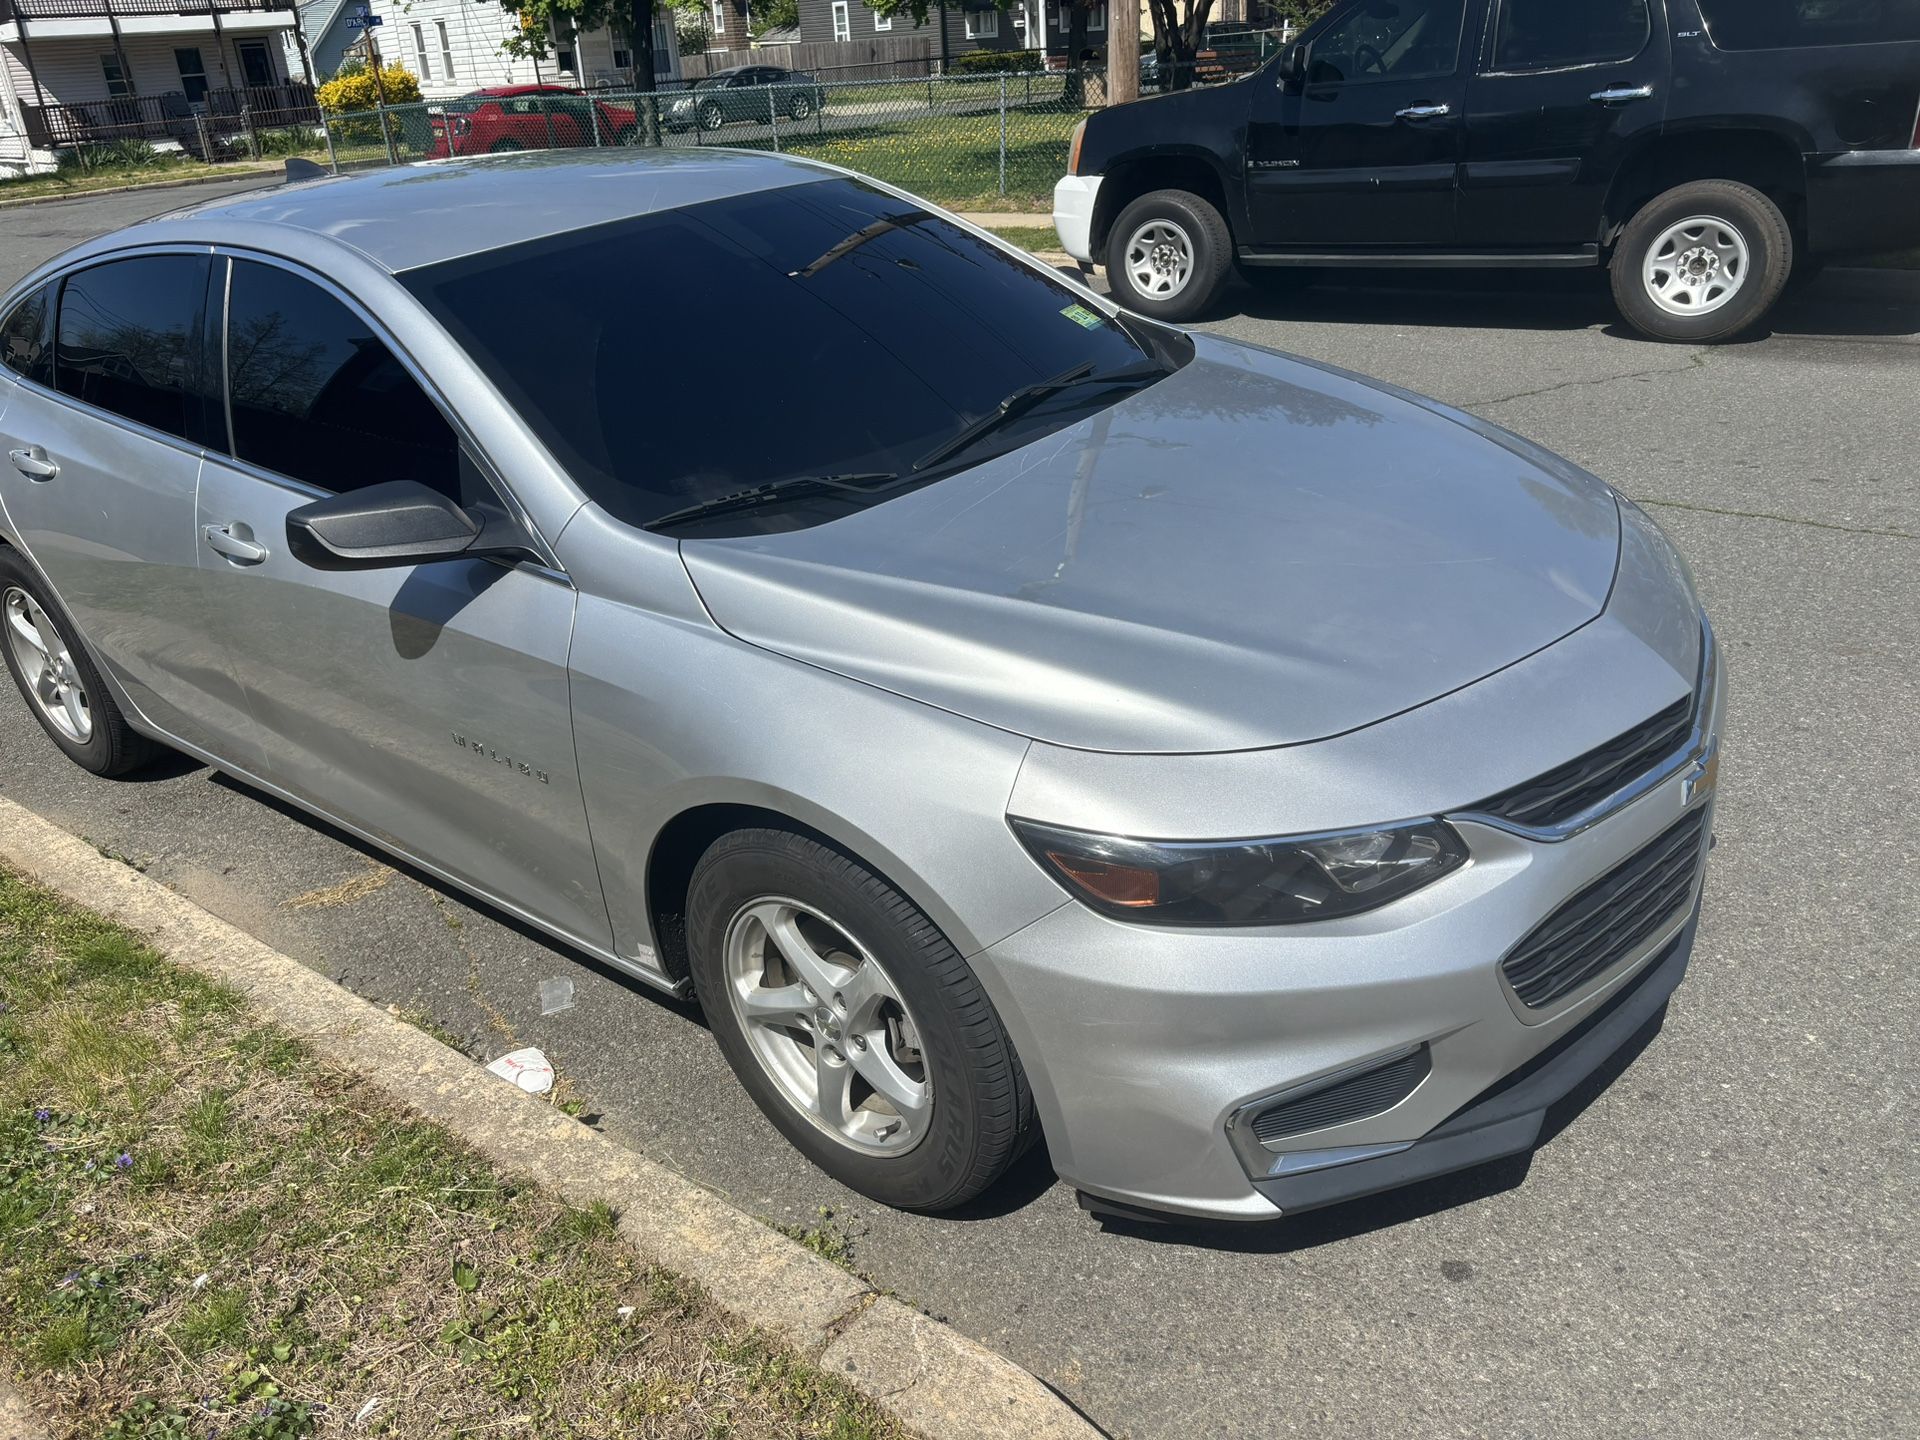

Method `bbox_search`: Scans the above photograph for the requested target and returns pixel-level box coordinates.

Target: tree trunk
[631,0,660,143]
[1066,2,1089,105]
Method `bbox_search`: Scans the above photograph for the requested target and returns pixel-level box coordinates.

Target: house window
[872,4,891,30]
[411,23,432,80]
[832,0,851,38]
[964,7,998,37]
[1090,1,1105,29]
[100,53,131,98]
[436,20,456,79]
[174,47,208,106]
[712,0,725,33]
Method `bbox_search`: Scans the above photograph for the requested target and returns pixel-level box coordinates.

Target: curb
[0,1384,49,1440]
[0,166,283,210]
[0,795,1101,1440]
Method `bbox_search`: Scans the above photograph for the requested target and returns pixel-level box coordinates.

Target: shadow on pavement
[1228,265,1920,341]
[1091,1003,1672,1255]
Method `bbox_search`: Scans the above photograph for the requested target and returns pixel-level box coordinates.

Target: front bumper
[972,622,1725,1223]
[1052,173,1102,264]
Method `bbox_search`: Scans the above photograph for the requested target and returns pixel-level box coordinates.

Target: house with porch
[0,0,317,175]
[343,0,681,99]
[787,0,1108,66]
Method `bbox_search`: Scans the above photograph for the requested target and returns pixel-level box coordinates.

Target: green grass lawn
[983,224,1070,253]
[0,866,902,1440]
[776,106,1084,212]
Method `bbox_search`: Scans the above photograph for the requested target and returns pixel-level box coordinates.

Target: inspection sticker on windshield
[1060,303,1105,330]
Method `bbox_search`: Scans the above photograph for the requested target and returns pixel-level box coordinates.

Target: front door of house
[236,40,274,89]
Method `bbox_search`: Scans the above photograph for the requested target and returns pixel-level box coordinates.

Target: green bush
[949,48,1045,74]
[55,138,166,174]
[315,63,421,116]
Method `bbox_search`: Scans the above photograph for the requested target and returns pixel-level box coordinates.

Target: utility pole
[366,30,398,164]
[1108,0,1139,103]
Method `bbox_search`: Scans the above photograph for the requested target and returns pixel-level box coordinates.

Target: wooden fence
[681,34,938,83]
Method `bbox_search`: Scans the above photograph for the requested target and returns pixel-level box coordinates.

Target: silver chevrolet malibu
[0,149,1722,1223]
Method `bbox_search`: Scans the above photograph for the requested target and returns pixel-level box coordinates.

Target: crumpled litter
[485,1047,554,1095]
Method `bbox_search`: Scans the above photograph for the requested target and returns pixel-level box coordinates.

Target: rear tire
[1610,179,1792,343]
[686,828,1035,1212]
[788,94,813,120]
[0,550,159,778]
[488,139,523,154]
[1104,188,1232,323]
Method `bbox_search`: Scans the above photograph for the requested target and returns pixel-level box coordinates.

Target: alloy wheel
[3,587,91,743]
[700,102,723,131]
[1124,218,1195,299]
[1643,215,1750,317]
[721,896,931,1155]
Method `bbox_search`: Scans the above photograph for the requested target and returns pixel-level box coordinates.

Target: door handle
[1395,103,1453,121]
[1591,85,1655,105]
[7,446,58,482]
[203,523,269,564]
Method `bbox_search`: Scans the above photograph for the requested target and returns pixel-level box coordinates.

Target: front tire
[788,93,813,121]
[1104,188,1232,322]
[699,101,724,132]
[686,828,1034,1212]
[1610,179,1792,343]
[0,550,158,777]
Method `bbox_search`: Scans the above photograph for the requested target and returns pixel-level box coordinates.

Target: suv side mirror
[286,480,531,571]
[1276,42,1306,87]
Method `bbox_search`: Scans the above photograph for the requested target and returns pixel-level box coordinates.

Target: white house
[339,0,681,99]
[1,0,313,176]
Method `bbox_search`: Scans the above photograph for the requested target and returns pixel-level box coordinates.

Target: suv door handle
[1591,85,1655,105]
[7,446,58,482]
[1395,103,1453,121]
[203,523,269,564]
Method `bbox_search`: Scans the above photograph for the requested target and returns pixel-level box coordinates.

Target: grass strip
[0,864,903,1440]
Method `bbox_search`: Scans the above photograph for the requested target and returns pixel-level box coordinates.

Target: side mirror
[1276,42,1306,87]
[286,480,523,571]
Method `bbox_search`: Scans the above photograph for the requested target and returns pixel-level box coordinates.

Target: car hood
[679,335,1622,755]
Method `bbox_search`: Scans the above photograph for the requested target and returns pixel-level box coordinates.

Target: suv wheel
[1104,188,1232,323]
[788,93,813,120]
[1611,179,1793,343]
[686,828,1035,1211]
[0,550,159,777]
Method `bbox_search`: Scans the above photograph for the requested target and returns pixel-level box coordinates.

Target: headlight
[1009,817,1467,927]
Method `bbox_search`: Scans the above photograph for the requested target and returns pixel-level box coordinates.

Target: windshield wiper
[912,359,1167,473]
[643,472,902,533]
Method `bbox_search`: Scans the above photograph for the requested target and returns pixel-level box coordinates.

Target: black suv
[1053,0,1920,340]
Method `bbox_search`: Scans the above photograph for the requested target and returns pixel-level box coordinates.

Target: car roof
[123,148,836,274]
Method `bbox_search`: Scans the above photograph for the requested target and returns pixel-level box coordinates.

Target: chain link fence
[321,70,1119,211]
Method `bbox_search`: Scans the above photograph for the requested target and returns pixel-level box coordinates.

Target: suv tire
[686,828,1035,1211]
[1611,179,1793,343]
[0,549,160,777]
[1105,188,1232,323]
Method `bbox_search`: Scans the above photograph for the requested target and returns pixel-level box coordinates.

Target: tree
[488,0,657,102]
[754,0,800,34]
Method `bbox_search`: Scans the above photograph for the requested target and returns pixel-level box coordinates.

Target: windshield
[402,177,1177,533]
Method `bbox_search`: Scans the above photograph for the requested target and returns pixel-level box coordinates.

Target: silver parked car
[0,149,1722,1223]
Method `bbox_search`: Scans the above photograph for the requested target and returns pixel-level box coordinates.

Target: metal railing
[0,0,291,18]
[22,82,319,155]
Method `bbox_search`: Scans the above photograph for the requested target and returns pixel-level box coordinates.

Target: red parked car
[426,85,639,157]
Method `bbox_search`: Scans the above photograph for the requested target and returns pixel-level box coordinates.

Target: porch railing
[20,82,319,151]
[1,0,293,20]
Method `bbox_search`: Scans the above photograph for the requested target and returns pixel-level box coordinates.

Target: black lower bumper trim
[1250,911,1698,1217]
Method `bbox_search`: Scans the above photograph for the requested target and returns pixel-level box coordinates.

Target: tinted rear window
[402,177,1154,531]
[1699,0,1920,48]
[56,254,210,440]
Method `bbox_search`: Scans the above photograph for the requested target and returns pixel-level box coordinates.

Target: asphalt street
[2,182,1915,1439]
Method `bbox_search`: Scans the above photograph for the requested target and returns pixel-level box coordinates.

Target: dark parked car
[426,85,639,156]
[665,66,827,132]
[1054,0,1920,340]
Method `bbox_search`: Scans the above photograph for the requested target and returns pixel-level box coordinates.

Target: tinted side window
[1698,0,1920,49]
[1,284,54,387]
[56,255,210,439]
[1493,0,1650,70]
[1308,0,1468,83]
[225,259,461,500]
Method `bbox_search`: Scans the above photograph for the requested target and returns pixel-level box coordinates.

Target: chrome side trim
[1451,620,1717,844]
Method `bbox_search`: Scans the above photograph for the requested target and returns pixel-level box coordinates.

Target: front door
[235,40,274,89]
[0,253,262,765]
[1245,0,1476,249]
[1458,0,1669,247]
[192,255,613,947]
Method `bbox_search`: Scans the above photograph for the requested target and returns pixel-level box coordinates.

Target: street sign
[345,10,383,28]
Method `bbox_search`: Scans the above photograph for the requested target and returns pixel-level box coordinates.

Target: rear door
[191,253,613,946]
[1244,0,1476,248]
[1457,0,1669,248]
[0,253,263,764]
